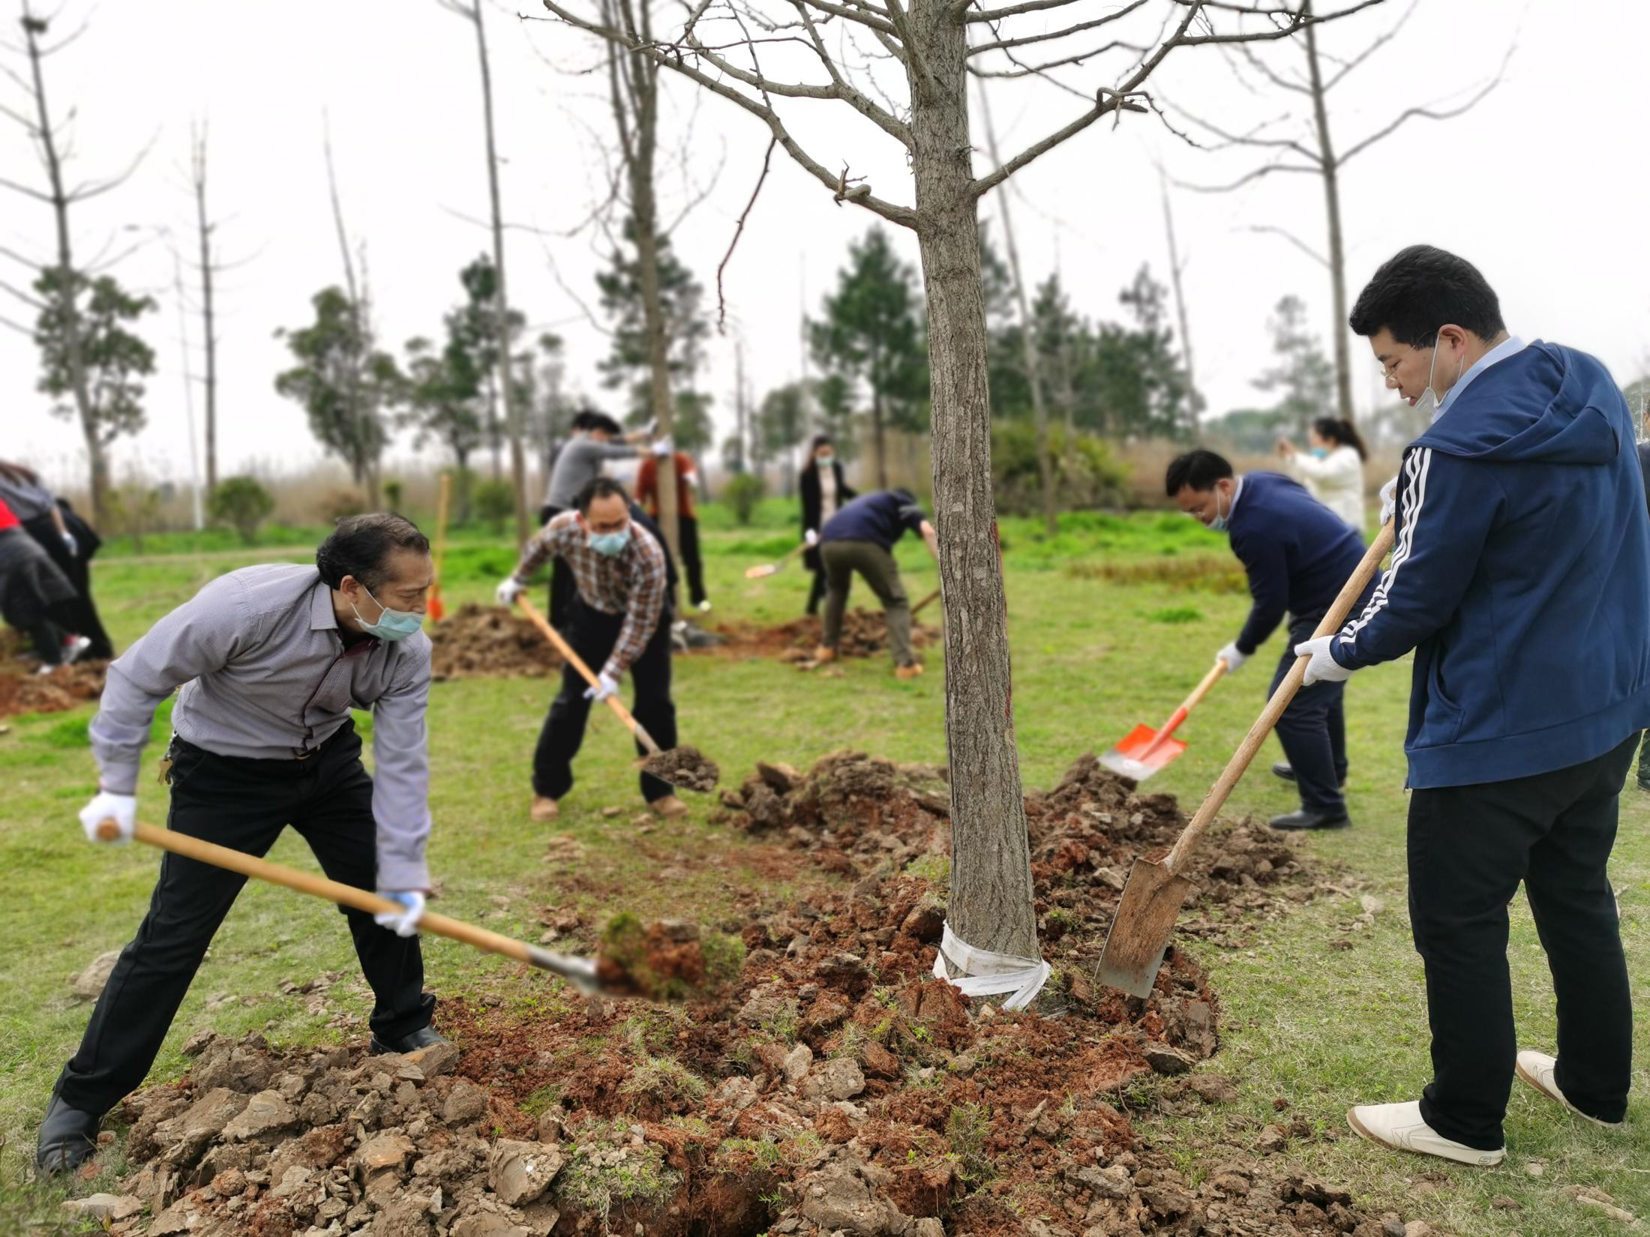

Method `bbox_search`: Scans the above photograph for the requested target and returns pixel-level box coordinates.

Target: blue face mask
[588,528,632,557]
[1309,446,1329,459]
[817,453,835,467]
[351,584,423,642]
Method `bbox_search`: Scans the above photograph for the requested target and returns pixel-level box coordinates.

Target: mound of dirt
[428,604,564,682]
[0,634,106,718]
[593,914,744,1001]
[641,744,720,792]
[84,749,1403,1237]
[709,608,940,663]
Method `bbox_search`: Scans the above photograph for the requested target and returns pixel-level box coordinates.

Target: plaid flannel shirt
[514,511,667,680]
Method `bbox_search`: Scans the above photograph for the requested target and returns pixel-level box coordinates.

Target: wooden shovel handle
[1138,659,1228,759]
[98,821,535,966]
[911,588,941,617]
[1163,522,1395,874]
[515,594,663,756]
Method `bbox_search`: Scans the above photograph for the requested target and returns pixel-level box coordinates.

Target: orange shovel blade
[1098,724,1187,782]
[427,586,446,623]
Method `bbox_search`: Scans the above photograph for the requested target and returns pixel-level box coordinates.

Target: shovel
[744,541,806,579]
[911,587,940,618]
[1099,659,1228,783]
[95,820,611,995]
[426,472,452,624]
[1095,522,1395,999]
[514,594,714,792]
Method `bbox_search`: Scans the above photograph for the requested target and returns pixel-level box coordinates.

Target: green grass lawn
[2,509,1645,1234]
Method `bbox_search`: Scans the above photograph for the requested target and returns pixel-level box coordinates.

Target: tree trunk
[1304,13,1354,426]
[193,130,219,493]
[469,0,532,545]
[909,4,1038,964]
[872,388,887,489]
[975,78,1056,535]
[1159,171,1199,432]
[24,16,103,523]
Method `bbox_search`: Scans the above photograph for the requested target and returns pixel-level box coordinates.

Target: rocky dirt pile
[0,632,106,718]
[640,744,720,792]
[429,604,564,682]
[75,749,1411,1237]
[708,609,940,664]
[714,751,1323,947]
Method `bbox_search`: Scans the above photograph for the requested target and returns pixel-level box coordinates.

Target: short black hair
[1165,450,1233,496]
[1349,245,1505,348]
[316,513,430,591]
[574,475,630,513]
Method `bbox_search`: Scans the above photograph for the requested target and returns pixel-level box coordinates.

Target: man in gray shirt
[540,410,667,626]
[37,514,444,1174]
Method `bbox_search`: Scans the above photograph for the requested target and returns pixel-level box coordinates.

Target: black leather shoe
[1273,762,1348,789]
[36,1094,101,1176]
[1269,809,1351,831]
[370,1026,450,1056]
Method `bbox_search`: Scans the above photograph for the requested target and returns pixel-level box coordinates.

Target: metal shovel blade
[1098,725,1187,784]
[524,945,603,995]
[1094,856,1197,999]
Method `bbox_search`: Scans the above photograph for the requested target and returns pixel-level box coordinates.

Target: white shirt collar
[1227,474,1245,517]
[1433,335,1527,422]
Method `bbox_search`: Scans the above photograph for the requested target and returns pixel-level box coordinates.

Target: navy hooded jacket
[1331,341,1650,788]
[1227,471,1371,656]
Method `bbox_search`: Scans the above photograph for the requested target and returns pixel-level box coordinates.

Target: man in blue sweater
[814,489,939,678]
[1296,245,1650,1166]
[1167,451,1373,831]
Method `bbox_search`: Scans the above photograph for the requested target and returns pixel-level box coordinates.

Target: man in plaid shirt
[497,477,685,820]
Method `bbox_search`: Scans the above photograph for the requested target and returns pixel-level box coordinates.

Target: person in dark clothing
[497,478,685,821]
[814,488,937,678]
[1167,450,1374,832]
[799,435,856,616]
[0,496,90,671]
[1296,245,1650,1165]
[0,462,114,658]
[1638,435,1650,793]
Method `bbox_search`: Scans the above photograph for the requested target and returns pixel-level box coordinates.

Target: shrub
[473,479,516,532]
[990,422,1130,515]
[381,479,404,510]
[722,473,765,526]
[209,476,275,544]
[320,488,367,523]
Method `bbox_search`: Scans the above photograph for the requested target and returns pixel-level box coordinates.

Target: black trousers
[1638,728,1650,787]
[533,603,676,803]
[678,515,707,607]
[1409,732,1637,1149]
[805,565,827,616]
[1268,615,1347,815]
[23,512,114,659]
[55,723,432,1116]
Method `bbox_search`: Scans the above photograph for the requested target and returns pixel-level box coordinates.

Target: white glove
[496,576,526,606]
[1216,642,1248,674]
[61,532,79,557]
[583,671,620,702]
[804,529,819,548]
[683,471,699,489]
[374,890,425,937]
[1378,475,1398,526]
[650,436,674,457]
[80,790,137,844]
[645,417,660,437]
[1295,635,1354,686]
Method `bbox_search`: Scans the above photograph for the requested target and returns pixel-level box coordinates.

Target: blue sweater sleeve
[1331,447,1498,669]
[1232,531,1288,654]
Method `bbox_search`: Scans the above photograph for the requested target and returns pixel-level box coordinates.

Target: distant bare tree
[535,0,1385,987]
[1,0,152,522]
[1168,0,1508,423]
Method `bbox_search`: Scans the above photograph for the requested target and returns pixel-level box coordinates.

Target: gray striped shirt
[89,563,434,889]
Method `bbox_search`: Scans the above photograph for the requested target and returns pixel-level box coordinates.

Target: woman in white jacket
[1277,417,1367,530]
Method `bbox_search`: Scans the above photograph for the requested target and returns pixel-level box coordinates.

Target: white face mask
[1414,334,1468,422]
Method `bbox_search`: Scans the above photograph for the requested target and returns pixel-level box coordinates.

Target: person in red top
[635,449,709,611]
[0,495,90,672]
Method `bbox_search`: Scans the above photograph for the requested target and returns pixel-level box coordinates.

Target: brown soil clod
[592,913,745,1001]
[428,603,564,682]
[640,743,720,791]
[708,608,940,664]
[0,633,107,718]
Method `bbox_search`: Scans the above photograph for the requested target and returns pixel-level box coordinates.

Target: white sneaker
[696,599,712,613]
[61,635,92,665]
[1346,1101,1505,1167]
[1515,1050,1624,1129]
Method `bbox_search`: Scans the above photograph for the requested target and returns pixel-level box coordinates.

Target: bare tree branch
[968,0,1149,54]
[0,171,51,200]
[1321,0,1417,89]
[1337,51,1509,163]
[0,276,47,309]
[1175,0,1388,46]
[1247,223,1327,265]
[963,0,1092,22]
[63,133,156,202]
[716,134,777,332]
[0,310,32,336]
[1170,155,1318,192]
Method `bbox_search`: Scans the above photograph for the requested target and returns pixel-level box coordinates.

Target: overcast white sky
[4,0,1647,498]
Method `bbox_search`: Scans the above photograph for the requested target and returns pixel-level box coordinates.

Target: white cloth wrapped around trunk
[930,921,1050,1011]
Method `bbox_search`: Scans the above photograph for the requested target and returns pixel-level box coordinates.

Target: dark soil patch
[641,743,720,792]
[89,751,1407,1237]
[429,603,564,682]
[0,631,106,718]
[705,608,940,664]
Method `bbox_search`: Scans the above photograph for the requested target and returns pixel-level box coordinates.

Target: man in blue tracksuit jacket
[1295,245,1650,1166]
[1166,451,1374,830]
